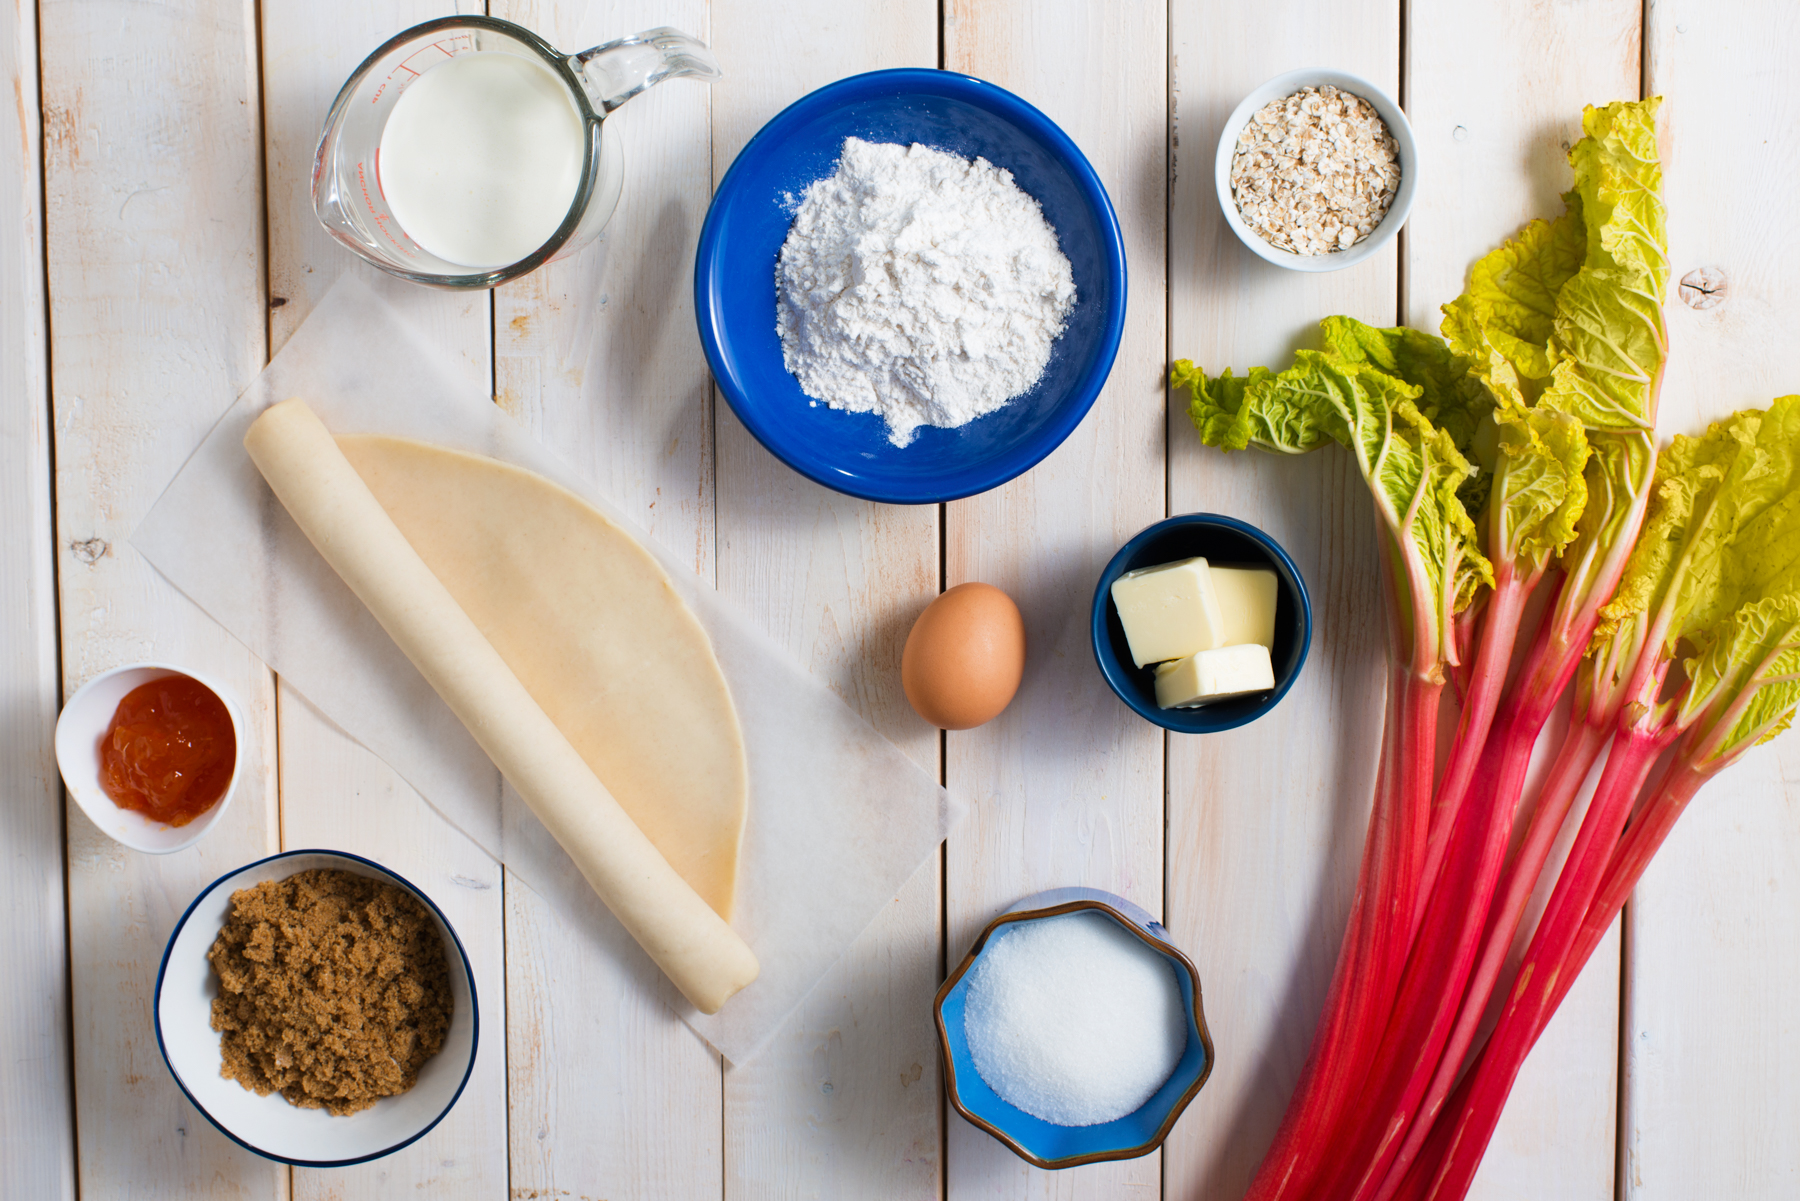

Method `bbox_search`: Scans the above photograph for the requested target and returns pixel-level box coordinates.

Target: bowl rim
[152,847,481,1167]
[1090,512,1313,733]
[1213,66,1418,273]
[55,661,245,855]
[694,66,1128,504]
[932,896,1215,1169]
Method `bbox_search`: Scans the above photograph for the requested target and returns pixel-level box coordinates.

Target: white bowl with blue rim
[154,849,478,1166]
[933,887,1213,1168]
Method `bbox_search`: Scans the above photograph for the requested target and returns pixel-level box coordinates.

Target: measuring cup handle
[572,27,721,114]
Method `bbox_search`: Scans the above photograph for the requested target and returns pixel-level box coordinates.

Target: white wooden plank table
[3,1,1796,1197]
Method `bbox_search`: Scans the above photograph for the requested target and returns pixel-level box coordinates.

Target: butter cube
[1110,557,1225,668]
[1208,565,1280,649]
[1154,643,1276,708]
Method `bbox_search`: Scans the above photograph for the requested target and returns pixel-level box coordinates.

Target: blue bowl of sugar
[694,68,1127,505]
[933,888,1214,1169]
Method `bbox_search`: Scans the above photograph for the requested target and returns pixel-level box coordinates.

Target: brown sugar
[207,868,453,1115]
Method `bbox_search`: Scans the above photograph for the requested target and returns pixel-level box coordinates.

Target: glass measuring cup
[313,16,720,289]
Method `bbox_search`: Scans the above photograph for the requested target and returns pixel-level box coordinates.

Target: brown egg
[901,582,1027,730]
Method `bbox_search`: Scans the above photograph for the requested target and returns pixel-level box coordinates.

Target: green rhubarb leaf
[1317,316,1497,519]
[1538,270,1666,432]
[1598,398,1800,651]
[1172,360,1333,454]
[1697,397,1800,619]
[1567,97,1667,296]
[1318,316,1494,452]
[1395,402,1494,619]
[1440,202,1586,409]
[1172,346,1493,672]
[1437,98,1668,603]
[1488,406,1589,573]
[1561,427,1657,605]
[1589,398,1800,744]
[1680,593,1800,762]
[1537,98,1668,435]
[1591,410,1766,650]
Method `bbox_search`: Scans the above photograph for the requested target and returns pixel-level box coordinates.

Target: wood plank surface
[491,2,724,1199]
[1162,4,1396,1197]
[942,1,1168,1196]
[20,1,1800,1196]
[706,4,946,1197]
[1627,5,1800,1197]
[0,0,74,1193]
[258,4,510,1198]
[1402,2,1640,1195]
[39,0,284,1195]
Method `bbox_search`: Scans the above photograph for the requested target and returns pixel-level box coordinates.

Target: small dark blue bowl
[694,68,1127,504]
[1092,513,1312,733]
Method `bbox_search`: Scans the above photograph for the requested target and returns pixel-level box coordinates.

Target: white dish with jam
[54,662,245,854]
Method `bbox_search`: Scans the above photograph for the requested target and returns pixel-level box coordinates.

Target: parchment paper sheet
[135,275,961,1064]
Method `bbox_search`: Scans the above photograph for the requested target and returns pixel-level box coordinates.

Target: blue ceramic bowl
[934,888,1213,1168]
[694,68,1127,504]
[1092,513,1312,733]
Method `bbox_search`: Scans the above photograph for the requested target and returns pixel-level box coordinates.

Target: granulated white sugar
[775,137,1076,448]
[961,909,1187,1127]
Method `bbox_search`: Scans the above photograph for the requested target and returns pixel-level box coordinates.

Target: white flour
[775,138,1076,448]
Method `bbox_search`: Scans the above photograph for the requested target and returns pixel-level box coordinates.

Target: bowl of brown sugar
[1213,68,1416,272]
[154,849,478,1166]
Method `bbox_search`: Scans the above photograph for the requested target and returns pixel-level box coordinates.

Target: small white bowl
[155,849,479,1166]
[1214,68,1418,273]
[55,662,245,854]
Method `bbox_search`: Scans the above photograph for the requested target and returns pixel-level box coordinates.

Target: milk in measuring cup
[377,52,586,270]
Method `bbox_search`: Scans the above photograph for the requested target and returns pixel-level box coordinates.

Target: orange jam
[99,676,236,827]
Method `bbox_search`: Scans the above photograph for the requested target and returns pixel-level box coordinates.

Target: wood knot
[70,537,109,565]
[1679,266,1728,310]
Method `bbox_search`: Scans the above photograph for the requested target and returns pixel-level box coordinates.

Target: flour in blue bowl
[775,137,1075,448]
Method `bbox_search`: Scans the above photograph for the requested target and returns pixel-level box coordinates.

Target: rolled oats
[1230,85,1401,257]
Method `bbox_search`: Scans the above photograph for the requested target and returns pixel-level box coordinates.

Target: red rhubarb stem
[1387,760,1705,1201]
[1401,724,1671,1201]
[1306,576,1572,1201]
[1239,682,1399,1201]
[1413,569,1544,935]
[1365,715,1610,1201]
[1306,718,1519,1201]
[1242,665,1437,1201]
[1242,507,1444,1201]
[1550,762,1705,1016]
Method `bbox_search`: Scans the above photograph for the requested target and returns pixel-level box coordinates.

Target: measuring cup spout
[573,27,720,114]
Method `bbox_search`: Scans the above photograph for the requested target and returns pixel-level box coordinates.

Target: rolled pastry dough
[337,435,748,919]
[245,398,758,1014]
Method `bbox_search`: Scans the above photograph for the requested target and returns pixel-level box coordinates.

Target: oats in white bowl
[1229,85,1401,256]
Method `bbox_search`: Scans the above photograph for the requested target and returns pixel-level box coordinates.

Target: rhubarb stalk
[1395,398,1800,1200]
[1391,720,1672,1201]
[1174,329,1490,1201]
[1170,95,1687,1201]
[1404,595,1800,1201]
[1301,100,1670,1201]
